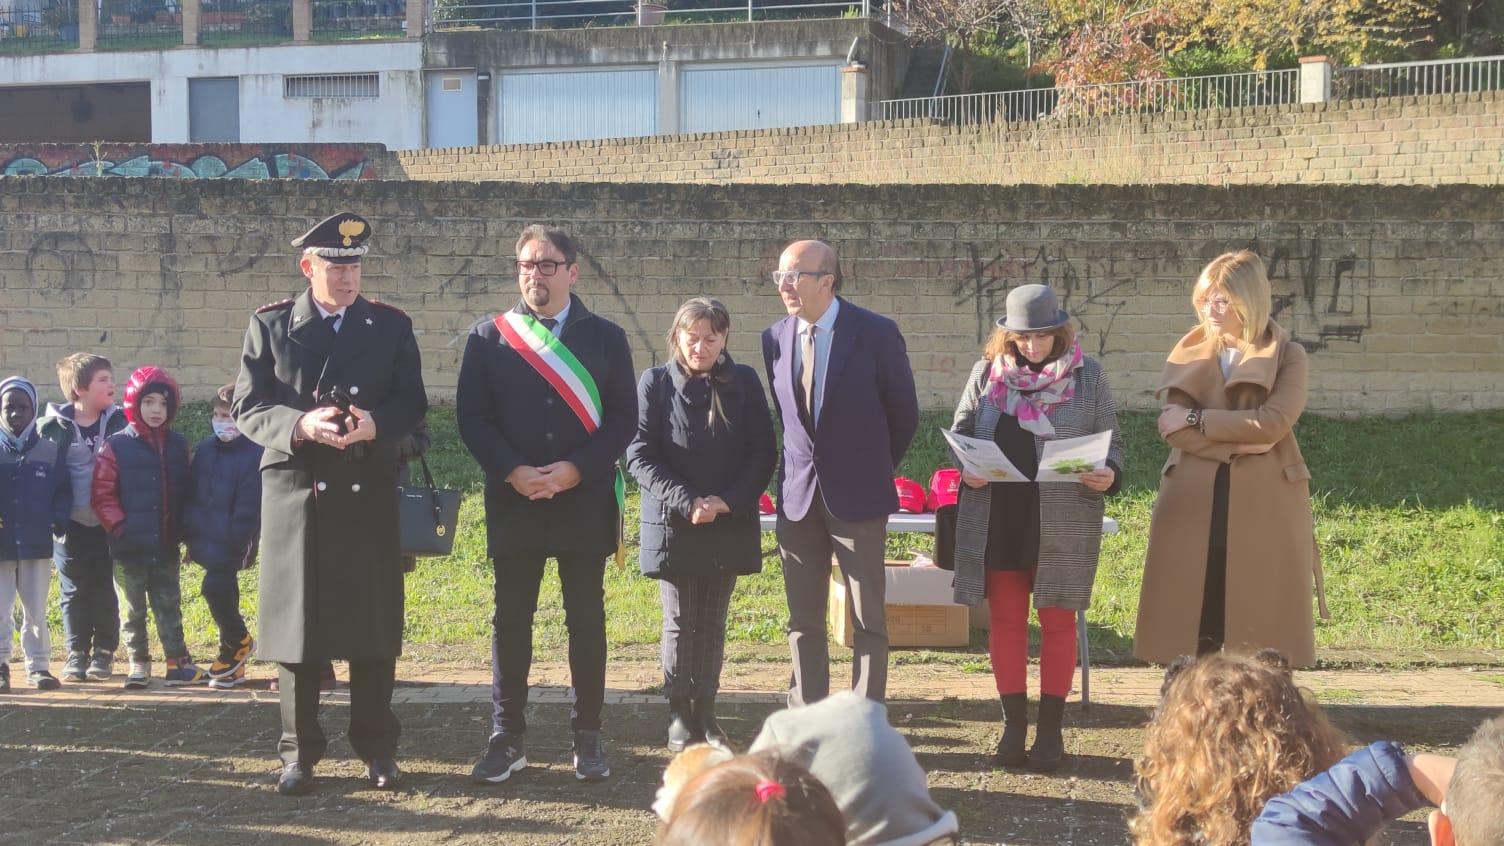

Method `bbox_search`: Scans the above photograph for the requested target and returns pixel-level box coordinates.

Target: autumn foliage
[889,0,1459,101]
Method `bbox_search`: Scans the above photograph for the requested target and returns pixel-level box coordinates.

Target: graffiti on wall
[955,243,1129,356]
[0,144,381,179]
[955,228,1374,356]
[1242,231,1373,352]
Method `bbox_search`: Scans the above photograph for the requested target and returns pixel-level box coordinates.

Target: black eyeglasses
[514,259,572,277]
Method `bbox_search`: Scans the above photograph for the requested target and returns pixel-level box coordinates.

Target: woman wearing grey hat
[946,284,1124,772]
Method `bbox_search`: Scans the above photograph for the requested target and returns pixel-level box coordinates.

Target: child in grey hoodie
[37,353,128,682]
[751,690,960,846]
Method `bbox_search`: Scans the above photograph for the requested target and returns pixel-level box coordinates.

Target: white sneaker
[124,657,150,690]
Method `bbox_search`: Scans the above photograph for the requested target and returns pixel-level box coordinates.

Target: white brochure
[941,429,1029,483]
[1035,430,1112,483]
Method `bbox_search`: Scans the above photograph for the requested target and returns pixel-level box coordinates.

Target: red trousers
[986,569,1076,698]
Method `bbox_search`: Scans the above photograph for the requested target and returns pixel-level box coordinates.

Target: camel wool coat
[1134,320,1326,668]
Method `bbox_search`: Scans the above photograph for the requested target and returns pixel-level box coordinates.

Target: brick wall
[395,92,1503,186]
[2,179,1500,413]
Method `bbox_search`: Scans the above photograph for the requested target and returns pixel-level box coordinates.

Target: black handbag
[933,503,958,571]
[397,455,461,558]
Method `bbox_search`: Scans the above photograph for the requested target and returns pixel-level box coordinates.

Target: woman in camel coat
[1135,250,1326,668]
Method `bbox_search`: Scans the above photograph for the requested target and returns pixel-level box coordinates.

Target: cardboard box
[969,602,991,631]
[827,560,970,648]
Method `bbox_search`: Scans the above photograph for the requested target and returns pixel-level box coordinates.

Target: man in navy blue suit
[762,240,919,706]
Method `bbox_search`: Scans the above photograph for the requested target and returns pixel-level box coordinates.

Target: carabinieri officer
[233,212,427,796]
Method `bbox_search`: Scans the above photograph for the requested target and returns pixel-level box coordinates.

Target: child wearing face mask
[91,366,207,688]
[183,384,262,689]
[0,376,72,692]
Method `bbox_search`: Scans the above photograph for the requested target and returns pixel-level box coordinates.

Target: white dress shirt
[314,300,346,333]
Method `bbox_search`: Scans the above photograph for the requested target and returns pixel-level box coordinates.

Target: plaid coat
[949,355,1123,610]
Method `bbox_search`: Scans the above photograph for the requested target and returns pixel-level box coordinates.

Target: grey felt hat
[996,284,1070,332]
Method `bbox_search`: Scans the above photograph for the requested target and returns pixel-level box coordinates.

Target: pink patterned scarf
[985,340,1083,436]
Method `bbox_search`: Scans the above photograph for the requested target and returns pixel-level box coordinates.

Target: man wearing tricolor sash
[457,225,636,785]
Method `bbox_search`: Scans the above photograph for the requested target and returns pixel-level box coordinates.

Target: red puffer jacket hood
[121,365,181,442]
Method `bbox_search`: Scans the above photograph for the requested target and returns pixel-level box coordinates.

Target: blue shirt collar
[797,296,840,334]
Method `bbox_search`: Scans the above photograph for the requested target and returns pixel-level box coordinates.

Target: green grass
[1314,687,1365,704]
[21,406,1504,665]
[0,37,74,55]
[199,31,296,47]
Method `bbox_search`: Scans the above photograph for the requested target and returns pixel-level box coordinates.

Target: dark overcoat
[626,356,776,579]
[455,295,636,558]
[233,289,427,663]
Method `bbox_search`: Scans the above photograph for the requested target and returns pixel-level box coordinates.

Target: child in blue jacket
[183,384,262,689]
[1253,716,1504,846]
[0,376,71,692]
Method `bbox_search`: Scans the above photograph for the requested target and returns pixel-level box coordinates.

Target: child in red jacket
[92,366,207,689]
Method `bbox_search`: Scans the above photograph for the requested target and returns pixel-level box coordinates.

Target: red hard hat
[894,477,925,514]
[758,493,776,515]
[927,468,962,511]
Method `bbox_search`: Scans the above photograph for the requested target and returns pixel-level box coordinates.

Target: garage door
[679,63,840,134]
[499,68,657,144]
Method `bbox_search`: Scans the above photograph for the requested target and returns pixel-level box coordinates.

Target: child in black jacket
[184,384,263,689]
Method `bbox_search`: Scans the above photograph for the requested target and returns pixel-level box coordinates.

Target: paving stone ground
[3,657,1501,845]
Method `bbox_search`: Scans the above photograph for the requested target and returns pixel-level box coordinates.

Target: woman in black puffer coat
[627,297,776,752]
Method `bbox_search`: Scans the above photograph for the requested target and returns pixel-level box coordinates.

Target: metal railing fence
[1334,55,1504,100]
[880,69,1299,124]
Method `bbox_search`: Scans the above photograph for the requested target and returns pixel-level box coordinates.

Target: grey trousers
[114,558,188,661]
[659,571,738,700]
[0,558,52,671]
[777,495,888,706]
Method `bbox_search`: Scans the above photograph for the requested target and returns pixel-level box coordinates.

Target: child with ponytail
[656,750,845,846]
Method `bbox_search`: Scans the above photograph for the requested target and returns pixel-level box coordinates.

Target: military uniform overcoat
[233,289,427,663]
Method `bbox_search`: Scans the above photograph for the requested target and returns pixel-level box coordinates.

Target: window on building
[284,74,380,99]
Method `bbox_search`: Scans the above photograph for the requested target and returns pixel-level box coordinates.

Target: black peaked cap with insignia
[292,212,371,264]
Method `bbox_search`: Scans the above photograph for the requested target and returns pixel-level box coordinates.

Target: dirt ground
[3,657,1500,845]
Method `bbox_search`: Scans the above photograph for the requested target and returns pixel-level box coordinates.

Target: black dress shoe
[366,758,402,789]
[277,762,314,796]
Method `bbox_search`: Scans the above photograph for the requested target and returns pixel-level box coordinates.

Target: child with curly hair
[656,750,845,846]
[1130,651,1348,846]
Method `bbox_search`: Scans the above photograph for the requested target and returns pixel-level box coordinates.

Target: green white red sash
[496,311,603,434]
[495,310,628,564]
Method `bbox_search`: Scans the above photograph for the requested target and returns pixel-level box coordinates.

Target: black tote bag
[397,455,461,558]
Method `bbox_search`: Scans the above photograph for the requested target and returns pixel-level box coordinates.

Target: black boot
[1030,694,1066,772]
[667,695,696,753]
[695,694,728,749]
[994,693,1028,768]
